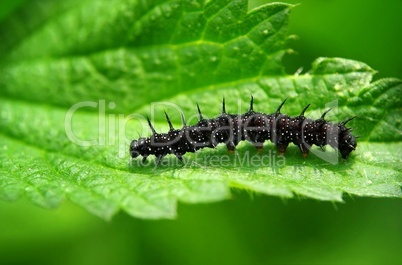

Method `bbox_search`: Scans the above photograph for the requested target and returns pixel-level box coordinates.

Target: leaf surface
[0,0,401,219]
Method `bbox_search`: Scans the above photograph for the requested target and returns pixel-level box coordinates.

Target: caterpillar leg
[156,155,165,165]
[176,154,184,162]
[298,144,309,158]
[276,143,288,156]
[141,156,148,164]
[254,142,264,153]
[226,141,235,154]
[319,145,325,152]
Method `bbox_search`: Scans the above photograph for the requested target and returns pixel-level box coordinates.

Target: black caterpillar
[130,97,357,164]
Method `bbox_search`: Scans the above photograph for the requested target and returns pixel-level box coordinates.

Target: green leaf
[0,0,401,220]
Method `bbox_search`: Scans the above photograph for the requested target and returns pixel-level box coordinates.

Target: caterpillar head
[130,138,147,158]
[339,131,357,159]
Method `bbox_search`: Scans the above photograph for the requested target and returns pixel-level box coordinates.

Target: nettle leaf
[0,0,401,220]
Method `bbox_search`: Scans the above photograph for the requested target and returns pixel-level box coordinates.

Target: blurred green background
[1,0,401,264]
